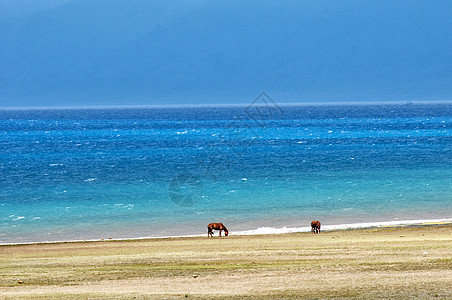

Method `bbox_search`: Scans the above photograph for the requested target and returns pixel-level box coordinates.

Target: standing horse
[311,220,321,234]
[207,223,229,237]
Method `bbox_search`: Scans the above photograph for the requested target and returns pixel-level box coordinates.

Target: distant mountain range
[1,0,451,107]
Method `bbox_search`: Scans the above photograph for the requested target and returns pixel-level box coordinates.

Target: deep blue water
[0,103,451,243]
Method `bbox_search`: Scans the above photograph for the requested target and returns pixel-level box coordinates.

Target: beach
[1,224,451,299]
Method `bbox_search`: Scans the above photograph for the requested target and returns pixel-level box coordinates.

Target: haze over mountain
[1,0,451,107]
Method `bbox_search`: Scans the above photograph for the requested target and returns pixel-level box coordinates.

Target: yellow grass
[0,225,451,299]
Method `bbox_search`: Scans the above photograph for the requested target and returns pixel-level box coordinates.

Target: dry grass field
[0,225,451,299]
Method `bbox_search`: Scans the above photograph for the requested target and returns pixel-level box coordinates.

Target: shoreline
[1,224,451,299]
[2,217,451,247]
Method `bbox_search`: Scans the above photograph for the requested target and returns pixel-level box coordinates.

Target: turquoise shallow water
[0,104,451,243]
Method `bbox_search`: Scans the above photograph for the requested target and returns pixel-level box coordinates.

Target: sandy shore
[1,225,451,299]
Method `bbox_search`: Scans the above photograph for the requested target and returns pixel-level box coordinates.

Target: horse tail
[207,224,213,237]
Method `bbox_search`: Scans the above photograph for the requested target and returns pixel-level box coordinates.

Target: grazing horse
[207,223,229,237]
[311,220,321,234]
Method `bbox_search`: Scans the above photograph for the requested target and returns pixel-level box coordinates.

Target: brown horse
[207,223,229,237]
[311,220,321,234]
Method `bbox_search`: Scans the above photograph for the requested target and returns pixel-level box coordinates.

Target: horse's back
[208,222,224,230]
[311,220,320,227]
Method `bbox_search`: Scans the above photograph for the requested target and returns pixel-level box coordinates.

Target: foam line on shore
[231,218,452,236]
[1,218,451,246]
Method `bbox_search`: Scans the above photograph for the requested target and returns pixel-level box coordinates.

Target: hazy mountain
[0,0,72,20]
[1,0,451,107]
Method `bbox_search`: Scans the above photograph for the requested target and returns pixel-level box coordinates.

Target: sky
[0,0,452,107]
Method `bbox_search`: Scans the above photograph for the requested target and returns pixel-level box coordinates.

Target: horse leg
[219,230,222,237]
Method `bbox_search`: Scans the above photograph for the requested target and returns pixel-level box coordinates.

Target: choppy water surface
[0,103,451,243]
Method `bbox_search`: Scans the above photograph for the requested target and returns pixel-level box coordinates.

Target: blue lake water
[0,103,451,243]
